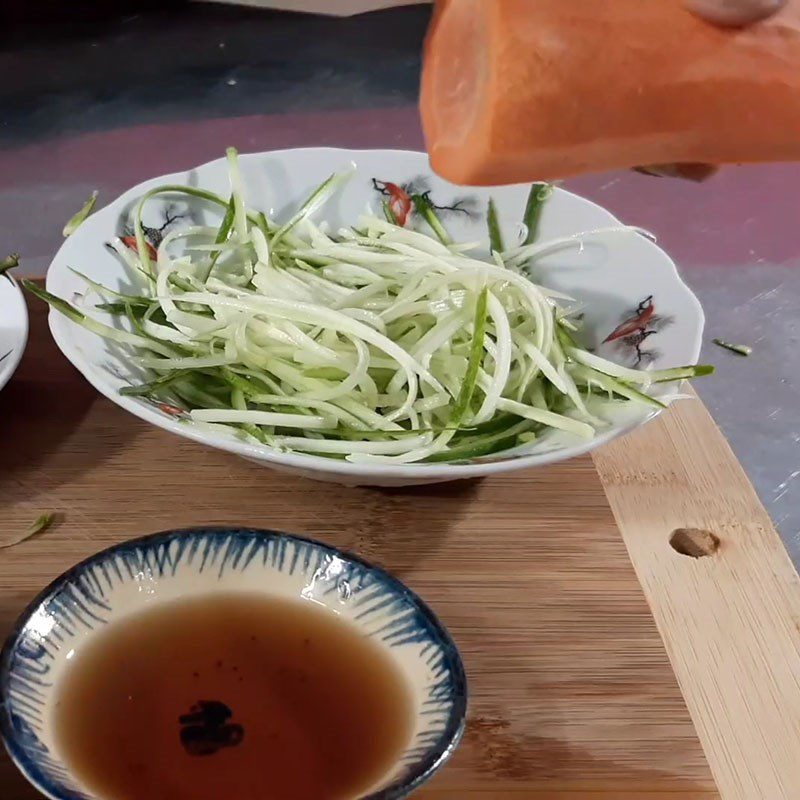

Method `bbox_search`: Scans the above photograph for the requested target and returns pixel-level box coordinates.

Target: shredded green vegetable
[411,192,452,246]
[0,512,58,550]
[0,253,20,279]
[63,191,98,237]
[27,512,56,538]
[28,148,713,464]
[487,199,504,254]
[713,338,752,357]
[522,182,553,246]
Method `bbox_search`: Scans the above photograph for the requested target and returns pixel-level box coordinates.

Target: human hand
[638,0,787,179]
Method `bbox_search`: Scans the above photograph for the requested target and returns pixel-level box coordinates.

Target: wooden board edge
[592,390,800,800]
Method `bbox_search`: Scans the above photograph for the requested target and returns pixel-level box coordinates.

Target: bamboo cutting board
[2,296,799,799]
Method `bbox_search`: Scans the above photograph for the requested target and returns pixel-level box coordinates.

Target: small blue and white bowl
[0,528,467,800]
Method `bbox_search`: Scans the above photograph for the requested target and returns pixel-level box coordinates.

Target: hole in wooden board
[670,528,721,558]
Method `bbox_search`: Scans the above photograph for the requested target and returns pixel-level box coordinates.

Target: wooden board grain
[594,391,800,800]
[3,294,785,799]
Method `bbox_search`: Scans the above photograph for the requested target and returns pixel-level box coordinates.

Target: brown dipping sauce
[53,594,414,800]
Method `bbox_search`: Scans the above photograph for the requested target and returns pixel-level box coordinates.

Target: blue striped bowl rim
[0,527,467,800]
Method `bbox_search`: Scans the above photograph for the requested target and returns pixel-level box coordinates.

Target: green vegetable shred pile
[27,149,712,464]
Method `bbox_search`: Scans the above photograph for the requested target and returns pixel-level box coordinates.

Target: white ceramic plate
[0,272,28,393]
[46,149,704,485]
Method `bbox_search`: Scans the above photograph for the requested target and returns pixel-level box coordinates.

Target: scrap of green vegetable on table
[0,512,58,550]
[713,338,752,357]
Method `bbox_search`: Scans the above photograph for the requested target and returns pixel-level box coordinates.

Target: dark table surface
[2,2,798,562]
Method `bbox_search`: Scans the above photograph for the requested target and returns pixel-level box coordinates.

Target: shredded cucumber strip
[190,409,331,429]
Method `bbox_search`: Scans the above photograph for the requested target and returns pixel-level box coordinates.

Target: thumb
[685,0,787,25]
